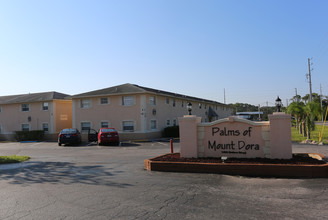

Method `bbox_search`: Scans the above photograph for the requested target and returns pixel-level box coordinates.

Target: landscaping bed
[151,153,326,165]
[145,153,328,178]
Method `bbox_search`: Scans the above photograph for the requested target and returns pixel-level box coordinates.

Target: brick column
[268,112,292,159]
[178,115,202,158]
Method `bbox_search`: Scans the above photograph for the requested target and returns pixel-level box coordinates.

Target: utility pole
[320,84,323,121]
[307,58,313,102]
[224,88,226,104]
[295,88,299,102]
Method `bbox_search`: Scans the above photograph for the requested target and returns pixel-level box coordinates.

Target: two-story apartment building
[71,83,233,141]
[0,92,72,141]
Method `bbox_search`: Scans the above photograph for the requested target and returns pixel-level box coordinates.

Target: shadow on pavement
[0,162,133,188]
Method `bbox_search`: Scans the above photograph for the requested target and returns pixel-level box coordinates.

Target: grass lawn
[291,125,328,144]
[0,155,30,164]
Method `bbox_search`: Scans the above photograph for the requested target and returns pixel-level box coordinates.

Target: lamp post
[275,96,282,112]
[187,102,192,115]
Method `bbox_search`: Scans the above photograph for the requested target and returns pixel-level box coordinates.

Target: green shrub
[0,155,30,164]
[15,130,45,141]
[163,126,179,138]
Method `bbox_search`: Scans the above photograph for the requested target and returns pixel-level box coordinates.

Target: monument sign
[179,113,292,159]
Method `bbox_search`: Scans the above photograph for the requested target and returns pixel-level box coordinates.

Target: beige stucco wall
[53,100,72,133]
[150,94,232,131]
[0,100,72,141]
[72,93,233,141]
[0,102,52,134]
[73,95,142,132]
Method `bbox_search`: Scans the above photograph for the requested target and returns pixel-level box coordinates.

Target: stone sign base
[144,153,328,178]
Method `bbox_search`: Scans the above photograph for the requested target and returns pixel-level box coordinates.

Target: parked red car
[88,128,120,146]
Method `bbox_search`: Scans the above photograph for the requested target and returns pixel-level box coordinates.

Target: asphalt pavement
[0,141,328,220]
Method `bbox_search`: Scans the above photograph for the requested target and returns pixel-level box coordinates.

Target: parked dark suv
[58,128,82,146]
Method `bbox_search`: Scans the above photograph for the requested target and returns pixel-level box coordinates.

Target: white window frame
[172,99,176,107]
[173,119,177,126]
[100,97,109,105]
[100,121,109,128]
[150,120,157,130]
[122,121,135,132]
[42,123,49,133]
[21,104,30,112]
[81,121,91,133]
[42,102,49,111]
[80,99,91,109]
[166,98,170,104]
[122,96,135,106]
[21,123,30,131]
[149,96,156,106]
[166,119,171,126]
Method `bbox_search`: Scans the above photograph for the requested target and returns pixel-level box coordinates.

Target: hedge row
[15,130,45,141]
[163,126,179,138]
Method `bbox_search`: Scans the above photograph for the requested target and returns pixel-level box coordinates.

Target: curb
[144,153,328,178]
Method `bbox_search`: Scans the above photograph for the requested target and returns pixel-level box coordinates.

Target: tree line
[287,93,328,140]
[229,93,328,140]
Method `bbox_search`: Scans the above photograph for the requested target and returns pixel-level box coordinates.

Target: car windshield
[61,129,78,134]
[101,128,116,133]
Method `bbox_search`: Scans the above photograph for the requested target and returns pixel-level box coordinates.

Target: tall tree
[303,102,322,139]
[287,101,305,134]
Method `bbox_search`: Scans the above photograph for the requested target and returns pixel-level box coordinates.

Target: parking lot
[0,141,328,220]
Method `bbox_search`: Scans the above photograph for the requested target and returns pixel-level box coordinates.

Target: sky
[1,0,328,107]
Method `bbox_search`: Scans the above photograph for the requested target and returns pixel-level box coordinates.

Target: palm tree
[291,95,301,103]
[287,101,305,134]
[303,102,322,139]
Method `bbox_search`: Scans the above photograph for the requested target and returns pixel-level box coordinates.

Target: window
[0,106,2,112]
[166,120,170,126]
[205,104,207,109]
[101,121,109,128]
[42,123,49,133]
[22,124,30,131]
[181,101,184,107]
[42,102,49,111]
[199,103,202,109]
[122,96,135,106]
[149,96,156,106]
[173,119,177,126]
[100,97,108,105]
[123,121,134,131]
[81,122,91,132]
[150,120,157,130]
[166,98,169,104]
[81,99,91,109]
[0,125,2,133]
[172,99,176,107]
[21,104,30,112]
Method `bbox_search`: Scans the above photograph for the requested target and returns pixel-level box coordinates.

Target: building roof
[0,91,70,105]
[71,83,227,106]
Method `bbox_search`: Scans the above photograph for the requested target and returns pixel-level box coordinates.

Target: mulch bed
[151,153,326,165]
